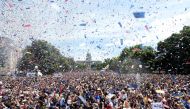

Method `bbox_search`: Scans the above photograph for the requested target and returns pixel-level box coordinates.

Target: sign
[152,102,163,109]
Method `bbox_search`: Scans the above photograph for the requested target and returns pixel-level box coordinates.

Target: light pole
[59,65,62,73]
[136,64,142,87]
[34,66,38,82]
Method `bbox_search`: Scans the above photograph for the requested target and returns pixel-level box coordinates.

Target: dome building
[85,51,92,68]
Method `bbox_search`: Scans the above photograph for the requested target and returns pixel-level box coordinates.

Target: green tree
[75,63,87,70]
[156,26,190,74]
[17,40,71,74]
[119,45,156,68]
[94,45,156,73]
[91,61,103,70]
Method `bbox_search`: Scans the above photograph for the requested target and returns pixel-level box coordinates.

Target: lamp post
[59,65,62,73]
[34,66,38,82]
[136,64,142,87]
[118,61,121,74]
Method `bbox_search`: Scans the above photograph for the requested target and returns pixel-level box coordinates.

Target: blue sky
[0,0,190,61]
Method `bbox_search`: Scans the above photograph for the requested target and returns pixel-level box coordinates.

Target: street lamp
[136,64,142,87]
[34,65,38,82]
[139,64,142,69]
[59,65,63,73]
[34,66,38,69]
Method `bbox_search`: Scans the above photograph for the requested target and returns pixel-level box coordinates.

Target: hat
[23,99,27,102]
[97,88,101,91]
[121,89,125,92]
[188,100,190,103]
[67,100,72,104]
[20,94,24,97]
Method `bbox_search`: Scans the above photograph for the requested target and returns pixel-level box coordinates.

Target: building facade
[75,52,101,69]
[0,37,21,74]
[85,52,92,68]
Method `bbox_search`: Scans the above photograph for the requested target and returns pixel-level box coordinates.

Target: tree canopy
[95,44,156,73]
[17,40,72,74]
[156,26,190,74]
[96,26,190,74]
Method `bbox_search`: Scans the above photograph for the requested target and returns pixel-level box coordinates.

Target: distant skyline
[0,0,190,61]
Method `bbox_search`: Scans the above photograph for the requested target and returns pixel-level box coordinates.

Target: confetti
[118,22,122,28]
[22,24,31,28]
[133,12,145,18]
[26,7,30,10]
[145,25,150,31]
[120,39,123,45]
[79,23,87,26]
[97,45,101,49]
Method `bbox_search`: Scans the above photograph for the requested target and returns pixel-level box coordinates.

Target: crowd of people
[0,71,190,109]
